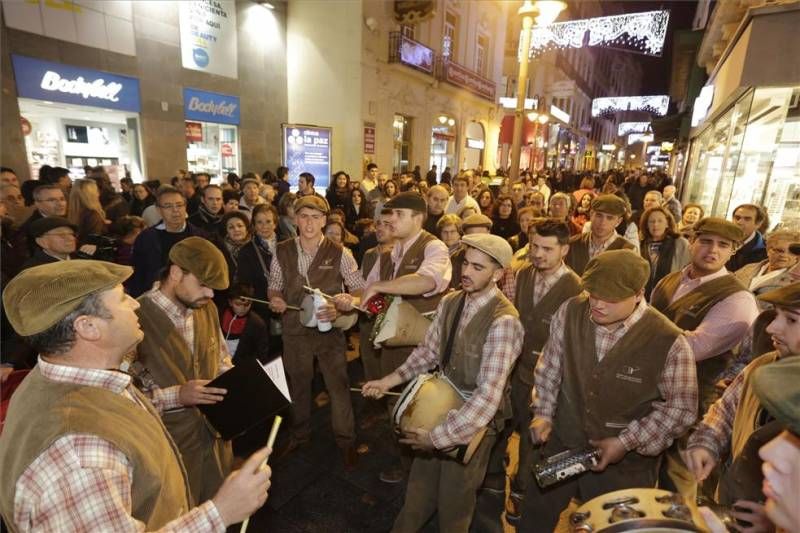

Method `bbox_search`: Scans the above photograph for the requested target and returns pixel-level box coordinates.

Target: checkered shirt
[501,262,571,304]
[268,236,365,293]
[687,371,745,459]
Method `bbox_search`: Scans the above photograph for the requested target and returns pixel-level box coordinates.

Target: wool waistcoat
[380,230,443,314]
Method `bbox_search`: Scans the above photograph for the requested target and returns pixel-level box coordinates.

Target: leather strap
[439,293,467,371]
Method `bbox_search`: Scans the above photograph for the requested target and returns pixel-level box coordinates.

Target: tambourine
[569,488,705,532]
[298,294,358,330]
[392,373,486,464]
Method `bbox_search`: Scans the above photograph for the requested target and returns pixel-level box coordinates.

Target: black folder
[198,357,292,440]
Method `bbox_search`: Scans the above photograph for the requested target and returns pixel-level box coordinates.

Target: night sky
[605,1,700,94]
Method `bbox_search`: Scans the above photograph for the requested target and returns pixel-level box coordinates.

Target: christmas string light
[591,95,670,118]
[618,121,652,136]
[526,10,670,58]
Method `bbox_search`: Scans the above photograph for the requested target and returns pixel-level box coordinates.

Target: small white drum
[392,373,486,464]
[298,294,358,330]
[569,488,705,532]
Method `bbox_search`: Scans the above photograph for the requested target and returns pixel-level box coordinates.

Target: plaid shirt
[11,358,225,532]
[533,298,698,455]
[686,371,745,459]
[268,236,365,293]
[501,262,570,304]
[396,286,524,449]
[139,288,232,406]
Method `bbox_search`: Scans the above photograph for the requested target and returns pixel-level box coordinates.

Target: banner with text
[282,125,331,191]
[183,88,240,125]
[179,1,238,79]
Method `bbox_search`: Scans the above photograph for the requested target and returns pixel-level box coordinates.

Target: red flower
[365,294,388,316]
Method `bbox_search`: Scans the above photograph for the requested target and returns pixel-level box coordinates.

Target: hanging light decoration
[526,10,670,58]
[618,121,652,136]
[591,95,670,118]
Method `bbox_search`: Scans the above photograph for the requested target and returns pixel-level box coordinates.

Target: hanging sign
[364,122,376,154]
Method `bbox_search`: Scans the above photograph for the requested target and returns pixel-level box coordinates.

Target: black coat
[726,232,768,272]
[128,223,207,296]
[236,238,273,324]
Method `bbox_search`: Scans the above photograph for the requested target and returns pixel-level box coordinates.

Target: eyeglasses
[159,203,186,210]
[43,231,76,238]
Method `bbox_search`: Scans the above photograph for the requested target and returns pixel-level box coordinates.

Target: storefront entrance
[184,88,240,181]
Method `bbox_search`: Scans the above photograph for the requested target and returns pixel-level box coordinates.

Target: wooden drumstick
[349,387,401,397]
[240,415,282,533]
[241,296,302,311]
[303,286,367,313]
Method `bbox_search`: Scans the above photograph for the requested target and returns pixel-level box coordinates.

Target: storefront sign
[601,144,616,151]
[179,1,238,79]
[691,85,714,127]
[11,55,141,112]
[466,138,485,149]
[282,125,332,190]
[498,97,538,110]
[221,143,234,156]
[185,121,203,142]
[550,104,570,124]
[364,122,376,154]
[442,61,495,101]
[183,88,240,125]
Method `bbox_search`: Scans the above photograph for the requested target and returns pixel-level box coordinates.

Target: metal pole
[509,13,533,182]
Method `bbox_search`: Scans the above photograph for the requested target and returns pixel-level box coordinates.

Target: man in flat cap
[363,234,523,532]
[0,261,272,531]
[267,195,364,468]
[449,213,492,290]
[564,194,635,275]
[650,217,759,499]
[519,250,698,533]
[484,218,583,521]
[352,191,452,483]
[20,216,77,270]
[683,282,800,531]
[133,236,235,504]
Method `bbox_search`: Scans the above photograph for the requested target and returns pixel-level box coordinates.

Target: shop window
[393,114,412,174]
[431,115,457,174]
[186,121,240,180]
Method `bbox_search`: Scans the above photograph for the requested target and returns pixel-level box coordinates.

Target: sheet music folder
[198,357,291,440]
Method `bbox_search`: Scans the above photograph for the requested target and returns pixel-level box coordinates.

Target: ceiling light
[447,118,455,126]
[438,115,448,124]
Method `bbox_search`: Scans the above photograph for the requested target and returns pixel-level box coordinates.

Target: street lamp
[509,0,566,180]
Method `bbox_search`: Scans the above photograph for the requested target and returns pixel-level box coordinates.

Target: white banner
[179,1,238,79]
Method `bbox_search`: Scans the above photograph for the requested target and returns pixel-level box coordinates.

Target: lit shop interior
[430,115,457,173]
[683,86,800,230]
[185,121,240,180]
[18,98,144,183]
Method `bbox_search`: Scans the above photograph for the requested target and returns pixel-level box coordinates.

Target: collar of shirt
[462,285,500,321]
[589,232,618,252]
[38,356,131,394]
[148,287,192,322]
[589,297,648,333]
[392,229,424,264]
[155,221,187,232]
[680,264,729,287]
[295,234,324,258]
[43,250,70,261]
[742,231,757,246]
[538,262,569,283]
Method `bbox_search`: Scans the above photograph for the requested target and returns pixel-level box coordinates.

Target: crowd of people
[1,160,800,533]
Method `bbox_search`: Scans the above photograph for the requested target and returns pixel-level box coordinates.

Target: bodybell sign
[183,88,240,125]
[11,55,141,112]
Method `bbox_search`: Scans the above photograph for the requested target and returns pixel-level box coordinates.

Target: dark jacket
[21,249,70,271]
[236,238,274,324]
[188,205,224,238]
[221,310,271,365]
[128,223,207,296]
[726,231,768,272]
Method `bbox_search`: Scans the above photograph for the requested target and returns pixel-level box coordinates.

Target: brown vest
[437,289,520,425]
[380,230,444,314]
[362,245,393,283]
[514,264,582,386]
[0,368,191,532]
[565,232,635,275]
[135,296,231,503]
[650,271,747,402]
[275,237,344,336]
[552,296,681,458]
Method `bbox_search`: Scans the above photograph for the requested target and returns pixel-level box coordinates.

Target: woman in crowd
[436,213,462,254]
[639,206,690,299]
[508,206,539,252]
[277,192,297,241]
[375,178,398,215]
[326,171,351,213]
[220,210,251,283]
[324,220,346,246]
[108,215,145,268]
[491,194,520,239]
[677,202,704,237]
[345,188,372,232]
[572,176,596,203]
[735,230,800,306]
[67,178,107,243]
[477,188,495,217]
[527,191,546,213]
[570,192,594,232]
[128,183,154,216]
[223,189,241,214]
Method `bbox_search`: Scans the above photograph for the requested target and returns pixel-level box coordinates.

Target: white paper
[260,357,291,403]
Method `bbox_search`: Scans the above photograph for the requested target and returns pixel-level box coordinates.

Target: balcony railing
[388,32,435,75]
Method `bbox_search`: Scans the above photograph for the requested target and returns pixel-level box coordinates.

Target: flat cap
[758,282,800,309]
[582,250,649,301]
[692,217,745,243]
[241,178,259,189]
[384,191,427,213]
[3,260,131,336]
[753,356,800,436]
[462,213,493,231]
[30,216,77,238]
[294,195,329,214]
[461,234,513,268]
[590,194,627,216]
[169,237,229,290]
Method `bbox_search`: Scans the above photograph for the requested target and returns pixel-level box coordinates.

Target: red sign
[442,61,496,101]
[364,122,375,154]
[185,121,202,142]
[221,143,234,156]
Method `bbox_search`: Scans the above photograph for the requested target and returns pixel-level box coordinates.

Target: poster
[282,125,331,191]
[179,1,238,79]
[364,122,375,154]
